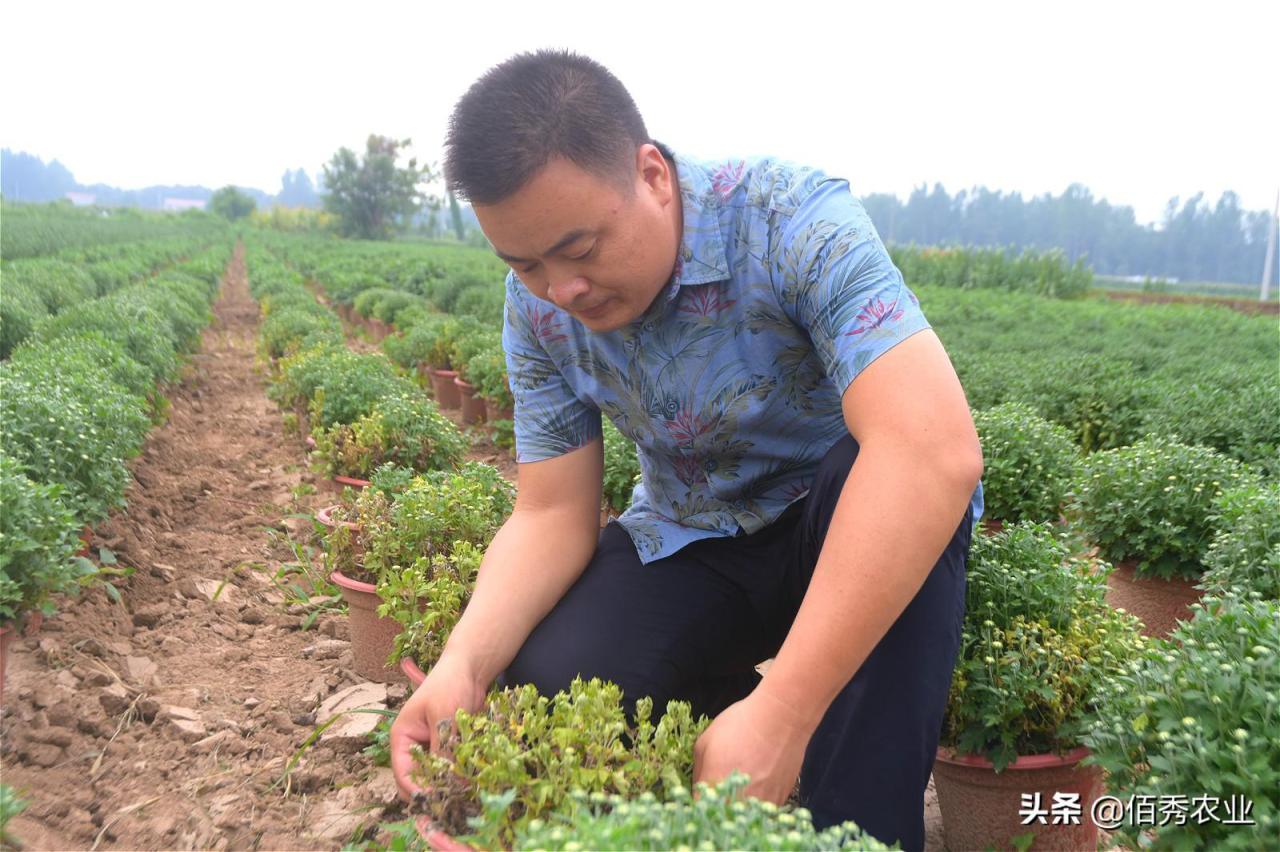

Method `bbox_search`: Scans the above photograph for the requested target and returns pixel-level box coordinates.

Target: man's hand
[692,687,817,804]
[389,652,488,801]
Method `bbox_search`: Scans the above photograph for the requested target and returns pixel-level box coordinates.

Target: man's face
[474,145,682,333]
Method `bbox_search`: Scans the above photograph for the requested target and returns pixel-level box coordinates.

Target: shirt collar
[667,145,732,289]
[628,144,732,328]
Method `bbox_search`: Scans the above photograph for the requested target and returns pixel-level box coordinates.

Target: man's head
[445,50,683,332]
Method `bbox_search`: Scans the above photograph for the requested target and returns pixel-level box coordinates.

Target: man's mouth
[575,301,611,319]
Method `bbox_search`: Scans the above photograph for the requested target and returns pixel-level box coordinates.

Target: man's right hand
[390,651,488,801]
[388,438,607,802]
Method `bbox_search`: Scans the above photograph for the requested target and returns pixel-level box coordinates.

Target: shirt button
[643,321,656,333]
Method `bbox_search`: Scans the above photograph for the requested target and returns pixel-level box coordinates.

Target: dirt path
[1,246,408,851]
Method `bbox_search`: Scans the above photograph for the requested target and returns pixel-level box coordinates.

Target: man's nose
[547,274,590,310]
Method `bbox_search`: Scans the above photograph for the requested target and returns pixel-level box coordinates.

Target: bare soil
[1,246,412,851]
[1098,288,1279,316]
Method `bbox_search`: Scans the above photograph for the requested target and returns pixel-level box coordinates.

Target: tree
[277,168,319,208]
[322,135,432,240]
[1,149,78,202]
[448,191,466,241]
[209,185,256,220]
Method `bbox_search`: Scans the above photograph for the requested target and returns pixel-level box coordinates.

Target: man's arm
[756,328,981,730]
[693,329,982,801]
[390,435,603,799]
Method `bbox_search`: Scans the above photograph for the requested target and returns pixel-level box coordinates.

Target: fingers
[389,718,429,802]
[691,729,706,791]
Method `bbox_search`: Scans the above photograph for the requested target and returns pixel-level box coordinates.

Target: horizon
[3,0,1277,228]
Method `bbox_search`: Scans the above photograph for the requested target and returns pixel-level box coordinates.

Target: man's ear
[636,144,674,201]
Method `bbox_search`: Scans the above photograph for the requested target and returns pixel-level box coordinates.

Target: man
[390,49,984,851]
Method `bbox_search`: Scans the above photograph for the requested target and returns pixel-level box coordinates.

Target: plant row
[1,199,228,260]
[2,229,228,357]
[252,232,645,512]
[973,403,1277,595]
[888,243,1094,298]
[0,242,232,628]
[923,284,1278,473]
[942,520,1277,850]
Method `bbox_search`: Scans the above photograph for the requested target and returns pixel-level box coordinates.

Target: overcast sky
[4,0,1276,226]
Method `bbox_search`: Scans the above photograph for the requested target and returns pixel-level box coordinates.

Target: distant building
[1118,274,1181,284]
[162,197,205,212]
[65,191,96,206]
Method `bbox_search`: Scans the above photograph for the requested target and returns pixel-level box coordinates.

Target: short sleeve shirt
[502,148,985,563]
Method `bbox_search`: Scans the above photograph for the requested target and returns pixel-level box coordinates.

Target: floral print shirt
[502,149,985,563]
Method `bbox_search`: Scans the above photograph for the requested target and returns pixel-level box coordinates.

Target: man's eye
[569,245,596,261]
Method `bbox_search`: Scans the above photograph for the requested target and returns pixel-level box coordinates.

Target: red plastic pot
[76,524,93,558]
[401,656,426,688]
[330,570,406,684]
[979,518,1005,536]
[430,369,462,410]
[1105,560,1202,638]
[316,505,360,531]
[454,377,486,425]
[415,817,472,852]
[333,474,372,490]
[933,746,1103,852]
[482,398,514,422]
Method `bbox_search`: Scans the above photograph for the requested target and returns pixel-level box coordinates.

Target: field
[1,204,1277,850]
[1094,273,1278,302]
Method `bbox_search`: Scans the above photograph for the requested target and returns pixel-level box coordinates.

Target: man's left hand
[692,686,818,803]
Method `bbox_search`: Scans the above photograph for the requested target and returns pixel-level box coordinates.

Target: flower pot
[330,570,406,684]
[316,505,360,531]
[333,474,372,490]
[933,746,1103,852]
[482,398,514,422]
[0,622,13,705]
[415,816,472,852]
[76,524,93,558]
[1105,560,1202,638]
[430,369,462,410]
[979,518,1004,536]
[22,610,44,638]
[454,377,486,425]
[401,656,426,688]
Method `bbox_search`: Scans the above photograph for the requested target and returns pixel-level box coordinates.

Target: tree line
[861,183,1275,285]
[6,146,1274,284]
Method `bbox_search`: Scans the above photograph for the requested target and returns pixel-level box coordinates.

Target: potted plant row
[322,462,515,682]
[311,393,468,489]
[384,314,489,412]
[464,345,514,423]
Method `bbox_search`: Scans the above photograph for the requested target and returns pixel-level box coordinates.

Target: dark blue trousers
[502,434,972,851]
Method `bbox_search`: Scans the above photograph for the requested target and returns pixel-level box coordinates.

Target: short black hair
[444,50,650,204]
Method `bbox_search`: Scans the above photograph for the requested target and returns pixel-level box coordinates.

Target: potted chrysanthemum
[1068,435,1255,636]
[934,521,1145,851]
